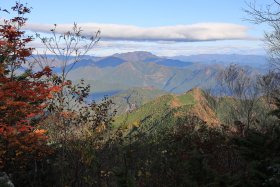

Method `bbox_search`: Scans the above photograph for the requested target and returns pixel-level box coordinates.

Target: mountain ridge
[113,87,220,136]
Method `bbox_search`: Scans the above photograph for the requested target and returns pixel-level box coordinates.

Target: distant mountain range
[170,54,268,68]
[46,51,269,100]
[66,52,267,97]
[58,51,193,72]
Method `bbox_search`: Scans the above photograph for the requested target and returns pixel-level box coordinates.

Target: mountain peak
[112,51,158,62]
[187,87,204,95]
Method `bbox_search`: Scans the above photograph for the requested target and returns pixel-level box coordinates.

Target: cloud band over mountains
[24,22,255,42]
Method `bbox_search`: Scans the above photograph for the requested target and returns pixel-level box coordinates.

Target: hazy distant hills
[46,51,269,100]
[113,51,193,68]
[63,51,193,72]
[171,54,268,68]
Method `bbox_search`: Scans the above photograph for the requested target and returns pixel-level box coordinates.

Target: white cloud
[27,38,264,57]
[87,40,265,56]
[22,22,264,56]
[24,22,256,42]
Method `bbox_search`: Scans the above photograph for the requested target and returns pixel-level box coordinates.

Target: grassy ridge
[113,89,202,137]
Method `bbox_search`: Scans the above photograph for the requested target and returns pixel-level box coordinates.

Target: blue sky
[2,0,272,56]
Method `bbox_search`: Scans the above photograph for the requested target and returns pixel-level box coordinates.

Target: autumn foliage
[0,3,114,186]
[0,2,53,172]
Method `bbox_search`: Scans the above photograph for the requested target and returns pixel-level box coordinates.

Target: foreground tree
[245,0,280,121]
[217,64,261,134]
[1,2,115,186]
[245,0,280,70]
[33,13,116,187]
[0,2,54,186]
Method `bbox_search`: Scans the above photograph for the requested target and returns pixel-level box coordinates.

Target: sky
[1,0,273,56]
